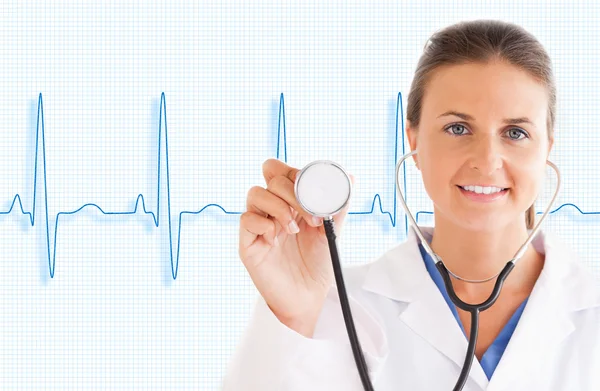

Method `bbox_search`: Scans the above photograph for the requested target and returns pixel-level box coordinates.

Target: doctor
[224,20,600,391]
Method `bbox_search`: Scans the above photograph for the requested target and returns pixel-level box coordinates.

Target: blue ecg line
[1,92,597,279]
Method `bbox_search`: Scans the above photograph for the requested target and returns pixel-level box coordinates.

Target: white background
[0,1,598,389]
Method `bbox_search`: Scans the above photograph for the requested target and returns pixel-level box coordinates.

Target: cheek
[514,159,547,197]
[418,154,457,200]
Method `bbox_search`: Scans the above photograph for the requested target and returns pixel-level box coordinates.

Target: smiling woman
[406,59,553,281]
[406,23,556,233]
[226,19,600,391]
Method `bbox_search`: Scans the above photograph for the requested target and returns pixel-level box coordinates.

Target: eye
[506,128,529,140]
[444,123,470,136]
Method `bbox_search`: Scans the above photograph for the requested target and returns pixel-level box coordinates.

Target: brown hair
[406,20,556,230]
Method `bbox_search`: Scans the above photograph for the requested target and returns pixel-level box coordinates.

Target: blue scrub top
[418,243,528,380]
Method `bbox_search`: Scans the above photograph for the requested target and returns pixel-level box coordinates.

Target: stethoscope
[293,150,561,391]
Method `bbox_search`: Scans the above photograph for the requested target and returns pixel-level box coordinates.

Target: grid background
[0,1,599,390]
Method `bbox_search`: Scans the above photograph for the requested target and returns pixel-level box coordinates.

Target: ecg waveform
[1,92,598,279]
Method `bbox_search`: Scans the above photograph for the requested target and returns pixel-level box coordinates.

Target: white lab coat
[222,226,600,391]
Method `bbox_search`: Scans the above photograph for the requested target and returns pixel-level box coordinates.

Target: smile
[459,185,508,194]
[457,185,509,202]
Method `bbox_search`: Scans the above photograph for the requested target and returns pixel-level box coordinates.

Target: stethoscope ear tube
[436,261,516,312]
[309,152,560,391]
[435,261,516,391]
[323,217,376,391]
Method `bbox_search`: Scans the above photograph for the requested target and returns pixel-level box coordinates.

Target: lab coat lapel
[486,230,600,391]
[397,274,491,390]
[362,226,490,390]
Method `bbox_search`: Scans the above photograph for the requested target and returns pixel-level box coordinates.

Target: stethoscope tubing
[303,151,560,390]
[323,217,376,391]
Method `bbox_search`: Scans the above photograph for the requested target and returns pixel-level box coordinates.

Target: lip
[458,184,509,189]
[457,185,509,203]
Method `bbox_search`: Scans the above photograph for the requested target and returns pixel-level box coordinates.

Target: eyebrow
[437,110,537,128]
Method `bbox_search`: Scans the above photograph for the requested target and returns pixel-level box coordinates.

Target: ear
[406,122,420,169]
[547,135,554,159]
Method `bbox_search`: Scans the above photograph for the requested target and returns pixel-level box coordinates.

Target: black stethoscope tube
[295,154,559,390]
[323,217,516,391]
[324,218,375,391]
[436,261,515,391]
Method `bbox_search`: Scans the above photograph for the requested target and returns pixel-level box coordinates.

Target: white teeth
[462,185,505,194]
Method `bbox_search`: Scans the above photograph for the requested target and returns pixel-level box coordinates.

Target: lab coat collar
[362,225,600,311]
[361,225,600,390]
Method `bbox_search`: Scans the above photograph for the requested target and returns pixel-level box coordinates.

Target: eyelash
[443,123,530,140]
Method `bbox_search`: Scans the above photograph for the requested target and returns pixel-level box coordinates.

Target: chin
[449,210,510,232]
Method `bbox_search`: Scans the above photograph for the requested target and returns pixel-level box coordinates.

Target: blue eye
[444,123,469,136]
[444,124,529,140]
[506,128,529,140]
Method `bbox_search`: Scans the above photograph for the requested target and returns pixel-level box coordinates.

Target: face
[407,60,554,232]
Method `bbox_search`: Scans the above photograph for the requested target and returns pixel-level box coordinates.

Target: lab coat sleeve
[221,285,389,391]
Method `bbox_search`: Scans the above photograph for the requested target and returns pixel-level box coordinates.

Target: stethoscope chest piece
[294,160,352,218]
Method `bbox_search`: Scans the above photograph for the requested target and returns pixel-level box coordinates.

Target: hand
[239,158,354,337]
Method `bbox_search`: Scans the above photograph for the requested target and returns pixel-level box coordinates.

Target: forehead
[421,61,548,123]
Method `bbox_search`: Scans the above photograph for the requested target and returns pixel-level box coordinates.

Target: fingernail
[273,235,280,247]
[312,216,322,226]
[288,220,300,234]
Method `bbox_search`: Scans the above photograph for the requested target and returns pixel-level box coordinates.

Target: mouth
[457,185,510,202]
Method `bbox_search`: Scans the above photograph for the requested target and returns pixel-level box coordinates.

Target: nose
[468,134,503,175]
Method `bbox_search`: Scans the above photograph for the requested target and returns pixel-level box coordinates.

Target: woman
[224,20,600,390]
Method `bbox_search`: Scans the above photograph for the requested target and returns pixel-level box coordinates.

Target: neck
[428,213,544,300]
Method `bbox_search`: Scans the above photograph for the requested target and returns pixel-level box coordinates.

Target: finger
[263,157,319,227]
[246,186,299,235]
[262,158,300,186]
[266,174,324,228]
[239,211,278,250]
[291,206,299,219]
